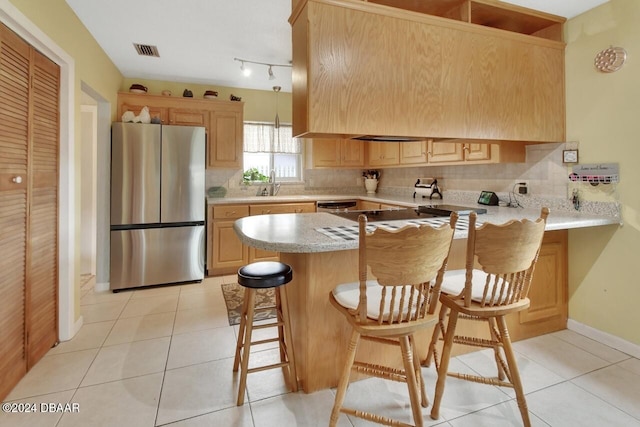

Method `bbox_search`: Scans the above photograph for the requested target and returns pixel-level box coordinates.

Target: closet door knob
[12,176,23,184]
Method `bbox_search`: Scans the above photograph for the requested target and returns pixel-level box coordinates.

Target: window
[243,122,303,182]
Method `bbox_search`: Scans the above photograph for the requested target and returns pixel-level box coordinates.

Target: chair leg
[400,336,424,427]
[330,329,360,427]
[410,334,429,408]
[497,315,531,427]
[233,288,250,372]
[488,317,506,381]
[236,289,256,406]
[279,285,298,392]
[431,308,459,420]
[423,304,448,368]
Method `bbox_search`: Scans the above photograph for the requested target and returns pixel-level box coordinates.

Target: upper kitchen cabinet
[117,93,244,168]
[290,0,565,143]
[311,138,365,167]
[427,140,525,164]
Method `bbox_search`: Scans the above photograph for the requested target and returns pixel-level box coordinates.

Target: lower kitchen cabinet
[208,202,316,276]
[209,205,249,275]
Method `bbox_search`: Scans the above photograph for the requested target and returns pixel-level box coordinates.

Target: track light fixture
[239,60,251,77]
[234,57,291,81]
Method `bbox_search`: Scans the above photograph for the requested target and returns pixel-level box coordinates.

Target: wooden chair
[329,213,458,427]
[428,208,549,427]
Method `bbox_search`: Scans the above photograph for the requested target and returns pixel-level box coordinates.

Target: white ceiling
[65,0,609,94]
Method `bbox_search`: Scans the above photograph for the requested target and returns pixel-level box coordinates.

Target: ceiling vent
[133,43,160,57]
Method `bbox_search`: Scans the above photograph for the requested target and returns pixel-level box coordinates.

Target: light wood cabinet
[399,141,428,164]
[312,139,365,168]
[117,92,244,169]
[209,109,243,168]
[169,107,209,127]
[367,142,399,166]
[210,205,249,275]
[208,202,316,275]
[427,140,525,164]
[291,0,565,142]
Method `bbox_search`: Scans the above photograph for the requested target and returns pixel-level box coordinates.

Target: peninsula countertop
[233,206,619,254]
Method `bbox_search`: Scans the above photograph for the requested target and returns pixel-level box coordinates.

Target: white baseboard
[59,315,83,343]
[95,281,110,292]
[568,318,640,359]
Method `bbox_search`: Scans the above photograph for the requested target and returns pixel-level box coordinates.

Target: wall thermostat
[563,149,579,163]
[478,191,499,206]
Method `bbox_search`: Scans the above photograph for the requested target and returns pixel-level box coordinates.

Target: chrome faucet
[269,169,280,196]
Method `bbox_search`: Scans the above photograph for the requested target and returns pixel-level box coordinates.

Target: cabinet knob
[12,176,23,184]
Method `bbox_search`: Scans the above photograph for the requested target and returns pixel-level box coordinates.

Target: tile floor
[2,276,640,427]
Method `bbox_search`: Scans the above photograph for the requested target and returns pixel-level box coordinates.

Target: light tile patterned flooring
[2,276,640,427]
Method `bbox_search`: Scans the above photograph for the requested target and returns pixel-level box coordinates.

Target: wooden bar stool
[428,208,549,427]
[232,261,297,406]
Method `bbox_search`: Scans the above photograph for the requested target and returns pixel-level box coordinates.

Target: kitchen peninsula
[233,205,618,392]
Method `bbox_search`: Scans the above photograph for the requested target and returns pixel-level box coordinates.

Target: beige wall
[9,0,122,116]
[565,0,640,345]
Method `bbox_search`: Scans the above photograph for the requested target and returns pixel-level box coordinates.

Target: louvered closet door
[27,50,59,367]
[0,23,30,400]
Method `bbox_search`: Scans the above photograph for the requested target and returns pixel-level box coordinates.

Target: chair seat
[332,280,425,322]
[441,269,512,305]
[238,261,293,289]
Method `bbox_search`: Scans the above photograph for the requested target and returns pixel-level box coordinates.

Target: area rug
[221,282,277,326]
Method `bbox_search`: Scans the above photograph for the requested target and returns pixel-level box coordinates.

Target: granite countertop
[233,206,619,254]
[207,193,419,207]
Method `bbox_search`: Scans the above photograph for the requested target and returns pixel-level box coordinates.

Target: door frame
[1,0,78,340]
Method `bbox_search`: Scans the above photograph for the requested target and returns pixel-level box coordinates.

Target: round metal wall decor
[594,46,627,73]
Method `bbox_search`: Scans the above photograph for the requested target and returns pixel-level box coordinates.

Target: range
[329,204,486,223]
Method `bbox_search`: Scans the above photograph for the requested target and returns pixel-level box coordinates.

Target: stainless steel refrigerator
[110,122,205,291]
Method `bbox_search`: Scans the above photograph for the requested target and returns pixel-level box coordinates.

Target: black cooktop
[329,205,486,223]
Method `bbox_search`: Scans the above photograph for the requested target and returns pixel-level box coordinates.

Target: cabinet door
[368,142,399,166]
[519,231,567,326]
[212,220,248,271]
[341,140,365,167]
[428,141,464,163]
[209,110,242,168]
[312,139,341,167]
[400,141,428,164]
[464,143,491,162]
[169,108,209,127]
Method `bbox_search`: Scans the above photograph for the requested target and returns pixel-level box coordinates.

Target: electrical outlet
[516,181,529,195]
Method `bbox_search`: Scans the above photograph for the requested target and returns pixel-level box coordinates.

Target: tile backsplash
[206,143,619,216]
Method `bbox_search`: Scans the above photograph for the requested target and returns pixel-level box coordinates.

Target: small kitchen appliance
[413,178,442,199]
